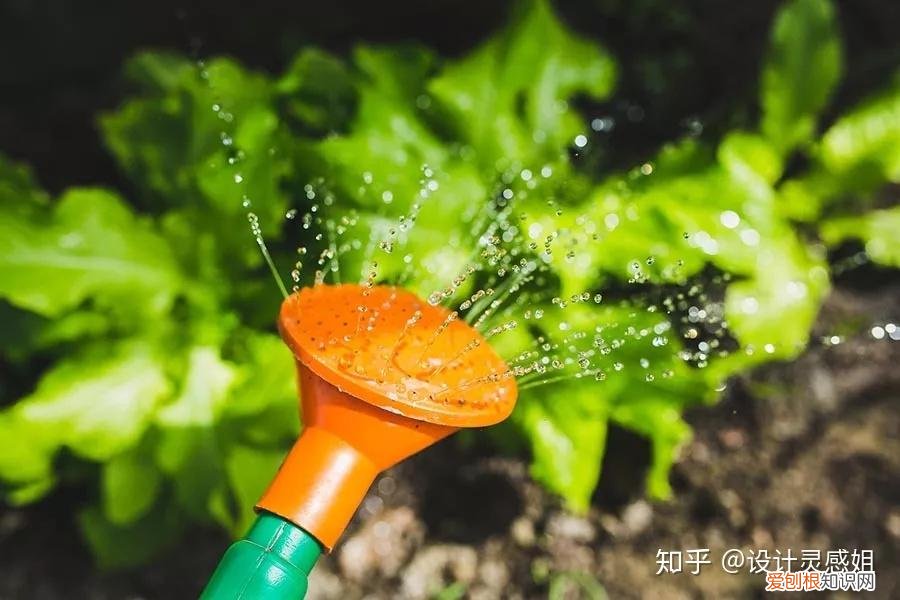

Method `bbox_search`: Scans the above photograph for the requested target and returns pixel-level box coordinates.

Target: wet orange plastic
[257,284,517,550]
[257,364,455,549]
[279,284,517,427]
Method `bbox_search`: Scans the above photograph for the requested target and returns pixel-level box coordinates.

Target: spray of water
[200,60,740,400]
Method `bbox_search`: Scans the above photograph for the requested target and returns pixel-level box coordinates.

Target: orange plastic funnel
[257,283,517,550]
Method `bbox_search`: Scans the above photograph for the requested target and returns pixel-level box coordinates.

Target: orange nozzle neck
[258,283,518,550]
[257,365,455,550]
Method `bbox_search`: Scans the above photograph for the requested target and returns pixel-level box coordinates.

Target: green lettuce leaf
[101,446,163,525]
[0,342,172,498]
[518,384,608,512]
[276,48,358,135]
[819,72,900,187]
[429,0,616,169]
[0,187,181,317]
[507,300,707,507]
[820,206,900,267]
[760,0,842,155]
[156,346,239,428]
[310,0,615,296]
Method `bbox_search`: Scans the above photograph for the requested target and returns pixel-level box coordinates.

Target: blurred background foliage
[0,0,898,567]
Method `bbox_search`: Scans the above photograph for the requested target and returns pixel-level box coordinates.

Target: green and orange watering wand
[201,283,518,599]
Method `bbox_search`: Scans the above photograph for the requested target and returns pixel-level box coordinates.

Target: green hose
[200,512,322,600]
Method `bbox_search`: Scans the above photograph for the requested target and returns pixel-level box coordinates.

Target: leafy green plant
[0,57,303,565]
[0,0,897,565]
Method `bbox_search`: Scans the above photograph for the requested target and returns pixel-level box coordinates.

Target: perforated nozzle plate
[279,284,518,427]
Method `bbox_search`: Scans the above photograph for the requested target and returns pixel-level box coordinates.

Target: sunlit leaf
[819,73,900,185]
[0,187,181,317]
[430,0,616,169]
[517,384,608,512]
[820,206,900,268]
[102,447,163,525]
[0,342,172,498]
[760,0,842,154]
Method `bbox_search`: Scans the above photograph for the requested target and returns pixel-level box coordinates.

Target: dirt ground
[2,273,897,599]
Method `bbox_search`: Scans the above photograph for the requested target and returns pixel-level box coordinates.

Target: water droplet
[604,213,619,230]
[740,228,760,246]
[720,210,740,229]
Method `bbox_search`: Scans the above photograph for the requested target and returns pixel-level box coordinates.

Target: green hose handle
[201,511,322,600]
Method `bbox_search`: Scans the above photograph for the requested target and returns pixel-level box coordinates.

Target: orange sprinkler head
[256,284,517,550]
